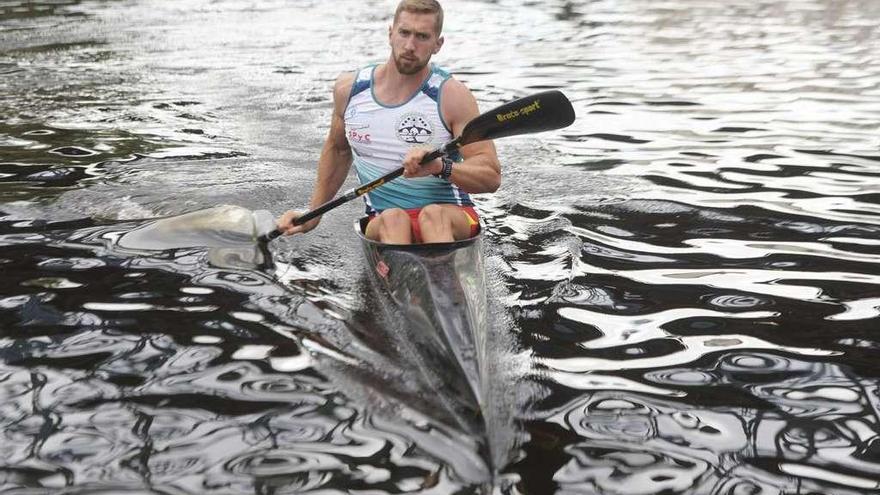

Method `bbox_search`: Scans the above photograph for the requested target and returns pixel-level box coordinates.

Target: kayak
[354,217,488,417]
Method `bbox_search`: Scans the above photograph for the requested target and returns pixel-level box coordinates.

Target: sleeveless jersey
[344,64,471,214]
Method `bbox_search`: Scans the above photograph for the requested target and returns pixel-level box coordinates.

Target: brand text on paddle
[495,99,542,123]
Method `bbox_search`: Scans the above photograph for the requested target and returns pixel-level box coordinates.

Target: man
[275,0,500,244]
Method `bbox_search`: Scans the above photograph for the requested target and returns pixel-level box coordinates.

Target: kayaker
[275,0,501,244]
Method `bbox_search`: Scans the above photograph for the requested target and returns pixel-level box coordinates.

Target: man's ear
[434,35,444,54]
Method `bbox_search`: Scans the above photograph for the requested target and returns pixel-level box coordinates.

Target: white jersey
[344,64,471,214]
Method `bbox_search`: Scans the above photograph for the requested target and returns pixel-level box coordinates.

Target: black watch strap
[434,156,454,180]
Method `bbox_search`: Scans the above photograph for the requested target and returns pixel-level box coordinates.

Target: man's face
[389,11,443,75]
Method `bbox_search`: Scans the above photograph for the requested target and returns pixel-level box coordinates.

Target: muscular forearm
[402,144,501,193]
[448,154,500,194]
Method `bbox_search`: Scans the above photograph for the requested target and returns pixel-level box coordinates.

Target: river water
[2,0,880,493]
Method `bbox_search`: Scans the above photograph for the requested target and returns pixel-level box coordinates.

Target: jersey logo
[345,107,372,144]
[396,113,433,144]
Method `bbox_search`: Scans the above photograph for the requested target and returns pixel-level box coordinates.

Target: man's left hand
[402,147,442,178]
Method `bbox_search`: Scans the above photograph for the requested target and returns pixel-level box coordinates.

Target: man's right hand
[276,210,320,236]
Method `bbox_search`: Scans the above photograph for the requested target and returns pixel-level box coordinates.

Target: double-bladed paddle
[261,89,576,242]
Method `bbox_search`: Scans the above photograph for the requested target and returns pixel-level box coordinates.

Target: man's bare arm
[437,78,501,193]
[276,73,355,235]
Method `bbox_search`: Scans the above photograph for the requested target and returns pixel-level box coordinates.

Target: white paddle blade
[118,205,274,250]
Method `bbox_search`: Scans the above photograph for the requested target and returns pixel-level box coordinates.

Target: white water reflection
[828,297,880,321]
[541,334,835,373]
[573,264,880,302]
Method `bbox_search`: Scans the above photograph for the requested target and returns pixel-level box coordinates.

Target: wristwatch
[434,156,454,180]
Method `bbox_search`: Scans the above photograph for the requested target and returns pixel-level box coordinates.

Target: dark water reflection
[3,0,880,493]
[0,228,492,492]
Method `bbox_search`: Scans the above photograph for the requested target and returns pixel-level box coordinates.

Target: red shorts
[368,206,480,243]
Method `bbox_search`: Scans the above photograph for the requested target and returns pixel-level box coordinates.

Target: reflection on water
[544,353,880,494]
[2,0,880,493]
[0,228,496,492]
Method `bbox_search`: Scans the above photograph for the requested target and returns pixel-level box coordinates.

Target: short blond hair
[393,0,444,35]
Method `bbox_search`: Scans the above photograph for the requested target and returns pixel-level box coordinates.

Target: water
[2,0,880,493]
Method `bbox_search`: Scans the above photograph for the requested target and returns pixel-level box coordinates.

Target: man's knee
[380,208,410,229]
[373,208,413,243]
[367,208,411,241]
[417,204,447,228]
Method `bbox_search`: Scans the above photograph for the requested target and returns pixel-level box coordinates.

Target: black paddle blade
[459,90,575,146]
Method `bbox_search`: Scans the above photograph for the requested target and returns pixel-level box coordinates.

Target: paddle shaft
[261,144,455,242]
[263,90,575,242]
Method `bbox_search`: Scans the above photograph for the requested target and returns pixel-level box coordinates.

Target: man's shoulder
[334,64,379,97]
[438,75,479,130]
[439,75,472,101]
[334,70,357,89]
[331,70,359,104]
